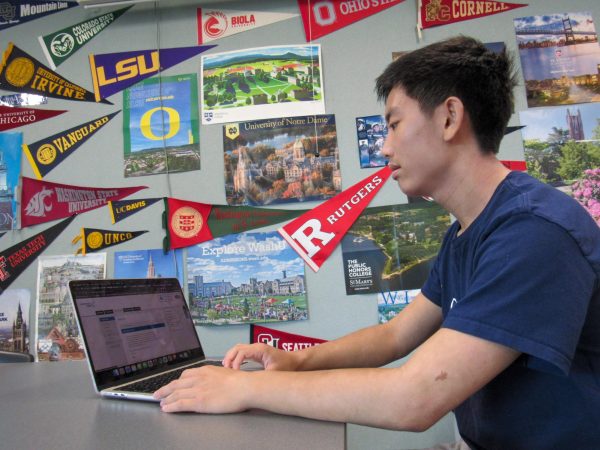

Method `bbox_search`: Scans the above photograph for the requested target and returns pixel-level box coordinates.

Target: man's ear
[441,97,465,142]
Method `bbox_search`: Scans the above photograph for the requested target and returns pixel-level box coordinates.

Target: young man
[155,37,600,449]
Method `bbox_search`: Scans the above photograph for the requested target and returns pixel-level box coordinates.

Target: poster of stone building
[187,231,308,326]
[36,254,106,361]
[223,114,341,206]
[0,289,31,358]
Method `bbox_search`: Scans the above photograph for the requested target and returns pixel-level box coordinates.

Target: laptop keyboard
[123,360,223,393]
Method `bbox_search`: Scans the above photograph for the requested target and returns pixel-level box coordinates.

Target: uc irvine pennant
[72,228,148,255]
[108,197,162,224]
[419,0,527,30]
[0,105,66,131]
[89,45,216,102]
[39,6,133,70]
[0,1,78,31]
[23,111,120,179]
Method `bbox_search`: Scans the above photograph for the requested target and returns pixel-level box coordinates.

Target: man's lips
[388,163,401,179]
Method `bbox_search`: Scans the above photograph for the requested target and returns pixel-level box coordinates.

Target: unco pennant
[0,105,66,131]
[23,111,120,179]
[72,227,148,255]
[0,42,110,104]
[109,197,162,224]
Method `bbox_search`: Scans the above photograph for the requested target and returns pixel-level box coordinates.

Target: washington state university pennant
[279,165,391,272]
[89,45,216,102]
[23,111,120,179]
[297,0,405,41]
[0,215,75,294]
[108,197,163,224]
[0,1,78,31]
[419,0,527,30]
[0,105,66,131]
[251,324,327,351]
[72,227,148,255]
[0,43,111,104]
[21,177,147,228]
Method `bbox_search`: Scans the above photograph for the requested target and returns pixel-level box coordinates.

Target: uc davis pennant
[0,43,111,104]
[297,0,404,41]
[251,324,327,350]
[72,228,148,255]
[0,215,75,294]
[0,105,66,131]
[109,197,162,224]
[23,111,120,179]
[89,45,216,102]
[0,1,78,31]
[39,6,133,70]
[419,0,527,30]
[21,177,147,228]
[279,165,391,272]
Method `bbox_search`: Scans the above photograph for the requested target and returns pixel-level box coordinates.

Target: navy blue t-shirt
[421,171,600,450]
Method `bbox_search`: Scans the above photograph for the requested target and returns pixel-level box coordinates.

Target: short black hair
[375,36,518,154]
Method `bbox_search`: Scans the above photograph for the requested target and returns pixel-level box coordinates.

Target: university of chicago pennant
[72,227,148,255]
[251,324,327,351]
[108,197,163,224]
[419,0,527,30]
[0,105,66,131]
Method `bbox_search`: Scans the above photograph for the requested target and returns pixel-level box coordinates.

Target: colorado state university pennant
[21,177,147,228]
[419,0,527,30]
[23,111,120,179]
[251,324,327,351]
[72,228,148,255]
[278,165,391,272]
[108,197,163,224]
[0,105,66,131]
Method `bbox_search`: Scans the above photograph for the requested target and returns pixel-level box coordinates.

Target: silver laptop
[69,278,225,402]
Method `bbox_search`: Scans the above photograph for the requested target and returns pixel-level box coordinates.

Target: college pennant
[297,0,405,41]
[39,6,133,69]
[89,45,216,102]
[164,197,308,250]
[251,324,327,350]
[501,160,527,171]
[108,197,163,224]
[0,215,75,294]
[0,105,66,131]
[0,43,110,104]
[279,166,392,272]
[72,227,148,255]
[0,1,78,31]
[419,0,527,30]
[23,111,120,179]
[197,8,298,44]
[20,177,147,228]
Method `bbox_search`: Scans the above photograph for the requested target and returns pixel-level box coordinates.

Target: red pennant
[279,166,391,272]
[251,324,327,351]
[501,160,527,171]
[0,105,66,131]
[297,0,405,41]
[419,0,527,29]
[165,197,214,250]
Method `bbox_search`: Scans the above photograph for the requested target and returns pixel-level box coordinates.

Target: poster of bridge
[514,11,600,107]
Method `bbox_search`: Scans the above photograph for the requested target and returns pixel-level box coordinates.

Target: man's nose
[381,135,392,159]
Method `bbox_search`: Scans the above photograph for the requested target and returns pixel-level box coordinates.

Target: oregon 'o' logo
[204,11,228,38]
[5,57,35,87]
[86,232,104,249]
[171,206,203,238]
[50,33,75,57]
[37,144,57,165]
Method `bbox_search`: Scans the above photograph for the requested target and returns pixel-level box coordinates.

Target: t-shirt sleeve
[444,214,596,376]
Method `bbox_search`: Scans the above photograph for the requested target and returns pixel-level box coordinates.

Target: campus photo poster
[187,231,308,326]
[0,289,31,357]
[114,248,184,287]
[35,254,106,361]
[201,44,324,124]
[514,11,600,107]
[123,73,200,177]
[223,114,341,206]
[341,203,451,295]
[356,115,387,168]
[0,132,21,231]
[378,289,419,324]
[519,103,600,225]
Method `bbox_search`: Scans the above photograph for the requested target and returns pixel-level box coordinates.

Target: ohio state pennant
[279,166,391,272]
[419,0,527,30]
[21,177,147,228]
[72,227,148,255]
[251,324,327,351]
[89,45,216,102]
[109,197,162,224]
[0,1,78,31]
[23,111,120,179]
[164,197,308,250]
[297,0,404,41]
[0,43,110,104]
[0,105,66,131]
[0,215,75,294]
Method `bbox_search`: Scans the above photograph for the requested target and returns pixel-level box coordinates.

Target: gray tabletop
[0,361,345,450]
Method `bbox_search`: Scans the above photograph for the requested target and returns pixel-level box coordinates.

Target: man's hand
[222,343,300,371]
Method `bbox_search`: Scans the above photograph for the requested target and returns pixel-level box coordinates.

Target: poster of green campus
[519,103,600,225]
[341,203,451,295]
[123,73,200,177]
[187,231,308,326]
[201,44,324,124]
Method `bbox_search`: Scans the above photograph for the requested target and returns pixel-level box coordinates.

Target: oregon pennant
[23,111,120,179]
[72,227,147,255]
[21,177,147,228]
[109,197,162,224]
[164,197,308,250]
[0,42,110,104]
[89,45,216,102]
[0,105,66,131]
[0,215,75,294]
[39,6,132,70]
[251,324,327,350]
[0,1,78,31]
[279,166,391,272]
[419,0,527,30]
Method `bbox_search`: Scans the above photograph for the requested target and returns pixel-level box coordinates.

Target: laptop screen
[70,278,205,389]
